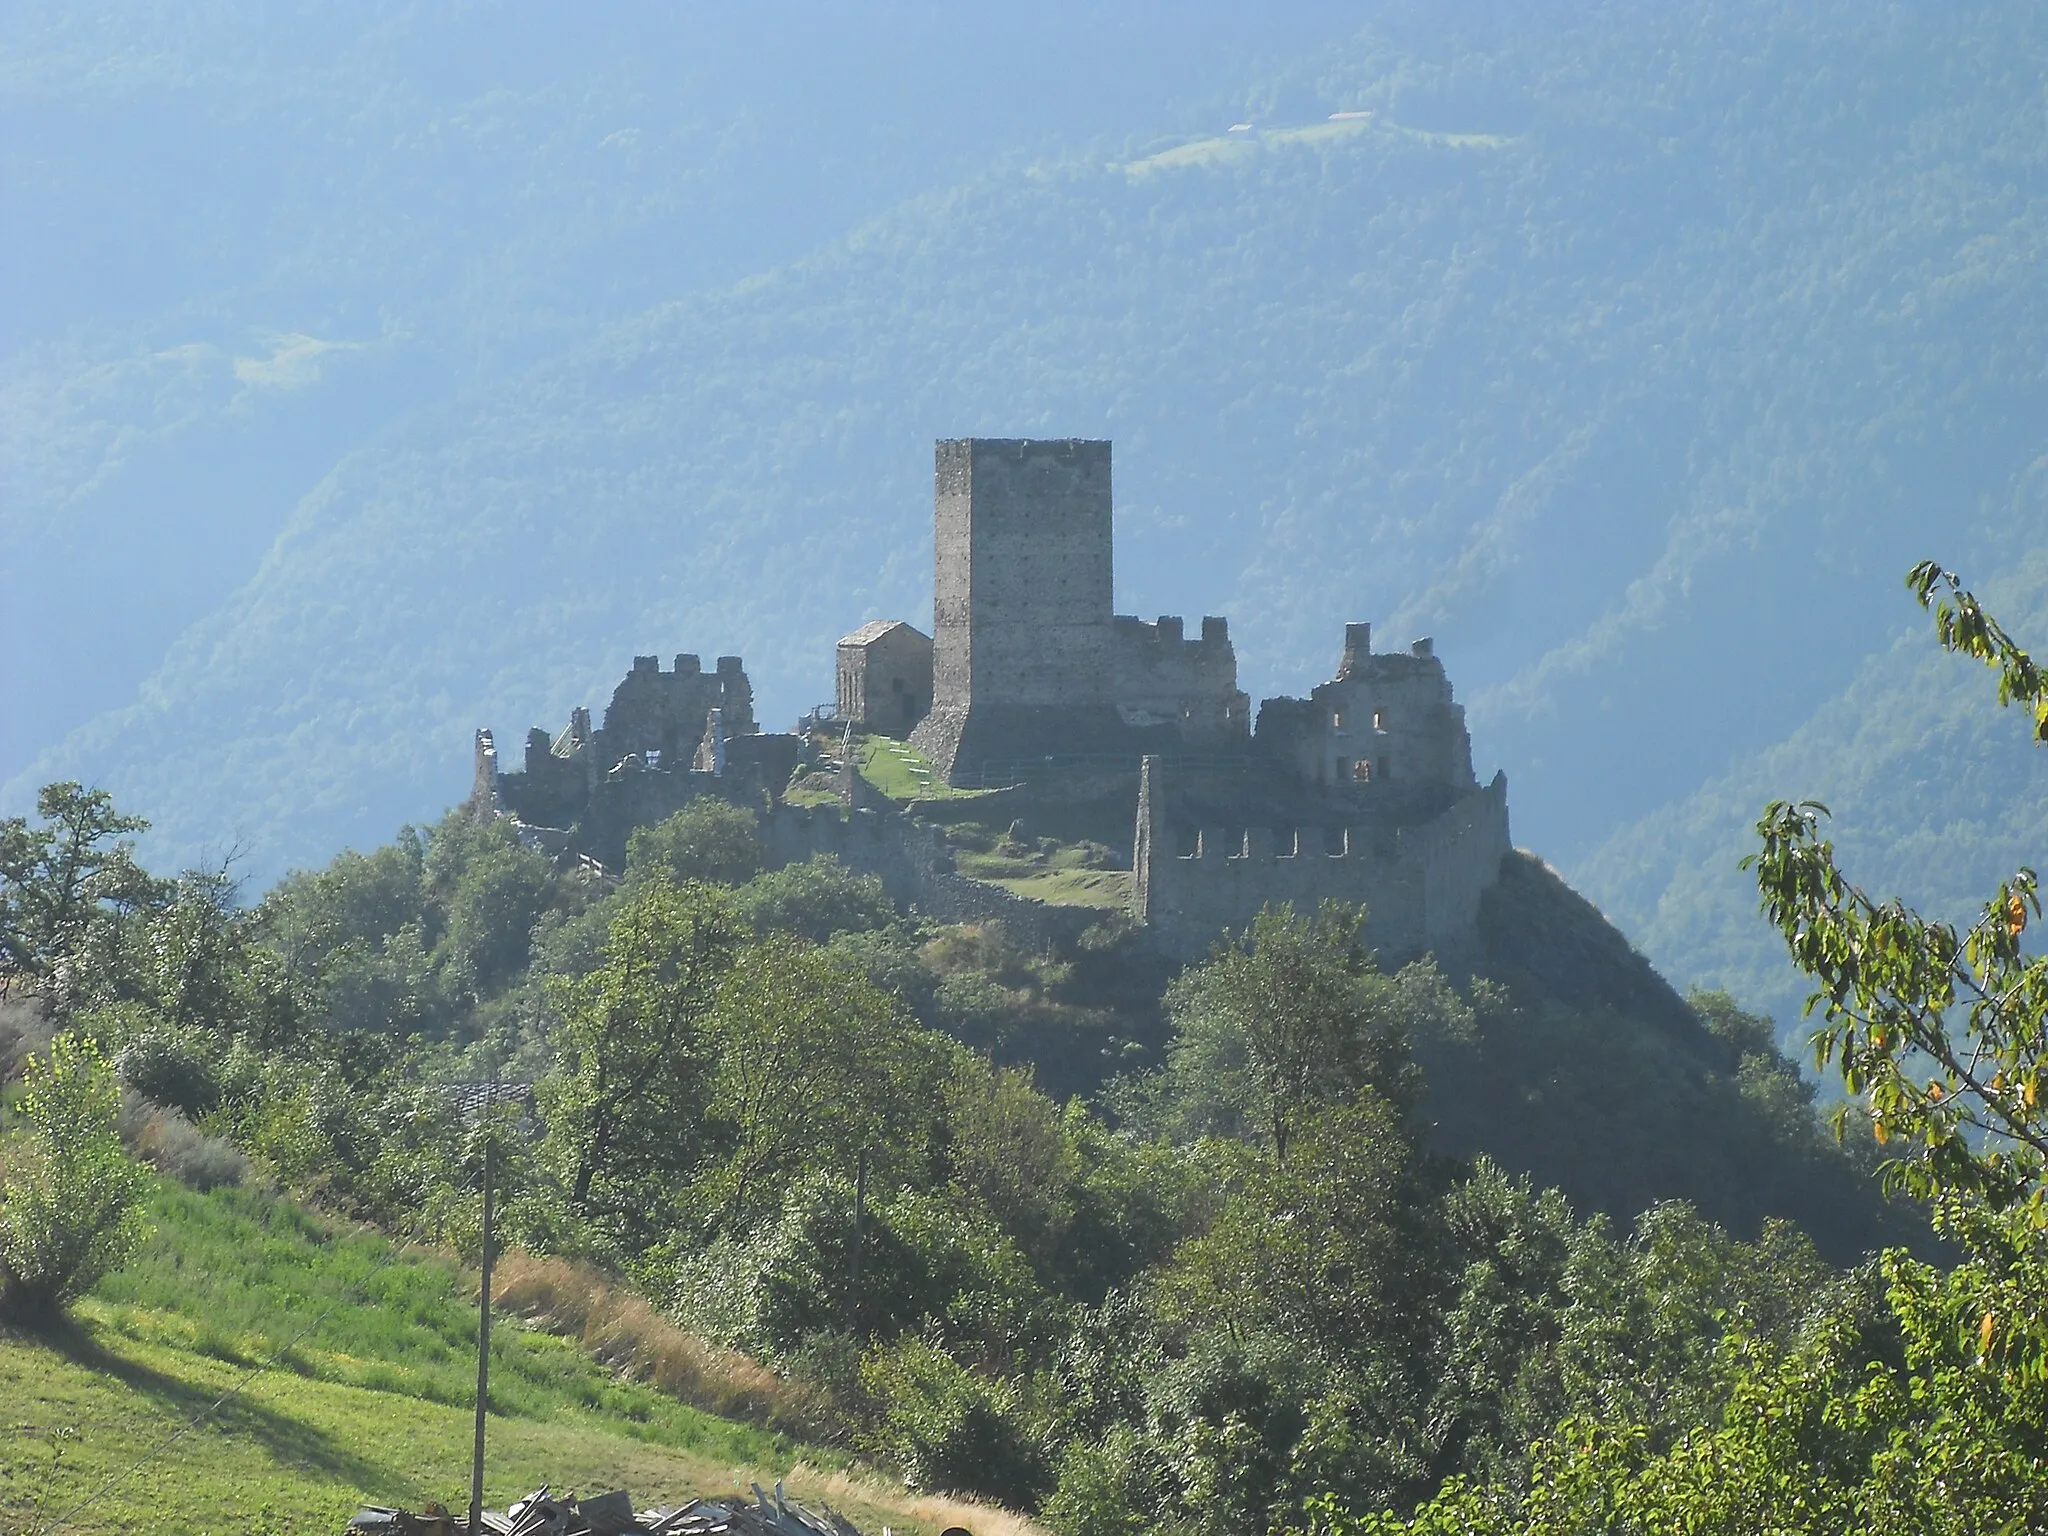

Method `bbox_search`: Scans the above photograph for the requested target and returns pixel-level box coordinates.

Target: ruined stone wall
[759,802,1098,951]
[1257,629,1475,799]
[1133,757,1510,961]
[1109,614,1250,741]
[599,653,755,766]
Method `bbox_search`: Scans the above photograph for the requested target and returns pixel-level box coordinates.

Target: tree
[1158,1095,1443,1373]
[1749,563,2048,1216]
[1146,902,1424,1164]
[438,823,554,997]
[540,878,740,1249]
[700,936,932,1226]
[626,799,764,887]
[0,783,159,1003]
[731,854,895,944]
[0,1033,152,1319]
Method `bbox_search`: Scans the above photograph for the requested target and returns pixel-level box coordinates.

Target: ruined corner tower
[910,438,1127,782]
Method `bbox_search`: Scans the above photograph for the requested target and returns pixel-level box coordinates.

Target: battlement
[1111,614,1232,649]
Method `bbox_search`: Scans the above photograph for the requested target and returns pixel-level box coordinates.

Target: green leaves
[0,782,158,1003]
[1747,787,2048,1211]
[0,1032,152,1319]
[1908,561,2048,743]
[1147,901,1426,1165]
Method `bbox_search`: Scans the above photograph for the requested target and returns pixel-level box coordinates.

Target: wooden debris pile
[346,1481,873,1536]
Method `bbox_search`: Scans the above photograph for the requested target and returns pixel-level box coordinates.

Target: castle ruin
[471,435,1510,964]
[907,438,1249,783]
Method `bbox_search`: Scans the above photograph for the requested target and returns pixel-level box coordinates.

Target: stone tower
[911,438,1125,780]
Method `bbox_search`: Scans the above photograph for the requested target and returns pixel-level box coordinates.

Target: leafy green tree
[1142,902,1426,1163]
[314,923,442,1038]
[0,1033,152,1319]
[700,937,933,1225]
[437,822,554,997]
[0,783,159,1004]
[731,854,896,944]
[257,831,428,981]
[1159,1095,1443,1378]
[540,878,739,1250]
[626,798,764,887]
[941,1059,1079,1275]
[1750,565,2048,1219]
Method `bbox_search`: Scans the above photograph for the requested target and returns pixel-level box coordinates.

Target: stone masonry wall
[759,802,1098,952]
[1134,757,1510,961]
[914,438,1118,777]
[1109,614,1250,741]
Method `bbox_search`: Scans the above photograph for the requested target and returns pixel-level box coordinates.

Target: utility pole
[469,1131,495,1534]
[850,1148,868,1333]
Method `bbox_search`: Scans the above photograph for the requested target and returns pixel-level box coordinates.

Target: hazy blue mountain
[2,0,1357,775]
[1577,546,2048,1032]
[8,1,2047,957]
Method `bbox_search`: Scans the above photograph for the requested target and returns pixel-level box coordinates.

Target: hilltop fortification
[472,436,1511,964]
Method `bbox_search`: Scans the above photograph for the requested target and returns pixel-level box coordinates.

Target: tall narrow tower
[910,438,1122,781]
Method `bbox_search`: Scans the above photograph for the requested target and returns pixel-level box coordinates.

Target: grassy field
[857,737,940,800]
[0,1182,1035,1536]
[949,840,1131,910]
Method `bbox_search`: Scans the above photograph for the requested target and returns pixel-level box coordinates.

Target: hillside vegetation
[1,760,1941,1530]
[0,1182,1012,1536]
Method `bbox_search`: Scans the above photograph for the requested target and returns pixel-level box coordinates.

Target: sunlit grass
[0,1179,1042,1533]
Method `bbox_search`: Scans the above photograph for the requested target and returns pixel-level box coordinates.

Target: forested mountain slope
[7,1,2046,932]
[1578,548,2048,1028]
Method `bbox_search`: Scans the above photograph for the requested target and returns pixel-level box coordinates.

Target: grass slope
[0,1182,1030,1535]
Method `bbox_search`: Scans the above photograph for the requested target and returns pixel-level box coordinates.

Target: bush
[627,799,764,887]
[1043,1424,1160,1536]
[666,1175,1054,1363]
[859,1335,1052,1506]
[116,1023,223,1118]
[732,855,895,944]
[120,1095,248,1191]
[0,1034,152,1320]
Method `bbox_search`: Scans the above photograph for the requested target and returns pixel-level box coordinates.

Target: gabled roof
[838,619,929,648]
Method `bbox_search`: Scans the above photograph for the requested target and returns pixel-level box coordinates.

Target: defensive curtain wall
[1132,756,1512,962]
[474,725,1096,953]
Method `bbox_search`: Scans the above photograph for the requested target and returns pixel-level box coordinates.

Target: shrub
[732,855,895,944]
[1043,1424,1160,1536]
[0,1033,152,1320]
[859,1335,1051,1506]
[119,1095,248,1191]
[627,799,764,887]
[115,1023,223,1118]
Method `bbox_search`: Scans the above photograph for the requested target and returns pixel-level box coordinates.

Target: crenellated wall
[1133,757,1509,960]
[1109,613,1250,740]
